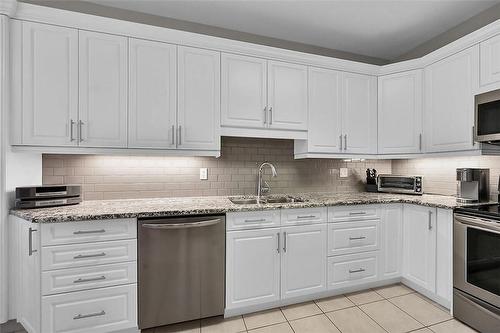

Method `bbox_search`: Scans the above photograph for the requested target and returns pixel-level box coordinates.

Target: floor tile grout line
[355,303,392,333]
[312,296,344,333]
[386,293,451,328]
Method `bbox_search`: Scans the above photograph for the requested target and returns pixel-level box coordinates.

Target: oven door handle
[455,214,500,234]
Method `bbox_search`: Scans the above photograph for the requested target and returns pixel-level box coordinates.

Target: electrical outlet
[340,168,349,178]
[199,168,208,180]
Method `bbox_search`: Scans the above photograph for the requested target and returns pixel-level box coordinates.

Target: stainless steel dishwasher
[138,215,225,329]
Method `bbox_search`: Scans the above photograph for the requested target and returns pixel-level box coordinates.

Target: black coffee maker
[365,169,378,192]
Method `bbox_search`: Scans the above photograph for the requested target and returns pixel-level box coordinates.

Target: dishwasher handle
[142,218,222,230]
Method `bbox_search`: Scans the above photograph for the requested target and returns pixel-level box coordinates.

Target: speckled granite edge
[10,192,465,223]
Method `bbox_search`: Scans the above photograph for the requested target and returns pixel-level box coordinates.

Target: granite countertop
[10,192,469,223]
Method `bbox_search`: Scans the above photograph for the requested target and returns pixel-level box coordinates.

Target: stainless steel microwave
[475,89,500,142]
[376,174,423,195]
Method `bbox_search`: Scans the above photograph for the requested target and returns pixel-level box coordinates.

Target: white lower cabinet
[41,284,137,333]
[226,228,281,309]
[327,220,379,256]
[380,204,403,279]
[281,224,327,299]
[402,204,437,293]
[327,252,379,289]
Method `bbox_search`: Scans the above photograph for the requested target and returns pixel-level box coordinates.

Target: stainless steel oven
[453,213,500,332]
[475,89,500,143]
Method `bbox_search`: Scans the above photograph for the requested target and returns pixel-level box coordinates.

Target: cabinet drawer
[42,239,137,271]
[281,207,327,226]
[328,220,380,256]
[41,284,137,333]
[327,252,379,289]
[227,210,280,230]
[41,218,137,246]
[42,262,137,296]
[328,205,380,222]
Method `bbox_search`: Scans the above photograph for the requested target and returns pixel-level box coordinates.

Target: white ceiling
[88,0,500,60]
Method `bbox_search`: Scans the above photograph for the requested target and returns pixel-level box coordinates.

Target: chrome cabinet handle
[69,119,75,141]
[349,268,365,273]
[277,232,280,253]
[269,107,273,125]
[349,236,366,240]
[171,125,175,145]
[472,125,475,146]
[73,310,106,320]
[283,231,287,252]
[349,211,366,216]
[428,211,433,230]
[73,275,106,284]
[419,133,422,151]
[344,134,347,151]
[73,252,106,259]
[244,218,266,223]
[339,134,343,151]
[297,215,316,219]
[78,120,84,142]
[28,227,37,256]
[73,229,105,235]
[178,125,182,145]
[264,106,267,125]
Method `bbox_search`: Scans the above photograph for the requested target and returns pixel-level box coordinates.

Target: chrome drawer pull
[349,211,366,216]
[73,229,106,235]
[349,268,366,273]
[297,215,316,219]
[73,275,106,284]
[73,252,106,259]
[244,218,266,223]
[73,310,106,320]
[349,236,366,240]
[29,228,37,256]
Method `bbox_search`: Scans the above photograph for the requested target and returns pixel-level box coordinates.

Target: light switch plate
[340,168,349,178]
[199,168,208,180]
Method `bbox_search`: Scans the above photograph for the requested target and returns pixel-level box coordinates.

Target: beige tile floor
[142,284,478,333]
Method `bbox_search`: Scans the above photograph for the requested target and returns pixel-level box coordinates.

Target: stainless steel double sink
[229,195,306,205]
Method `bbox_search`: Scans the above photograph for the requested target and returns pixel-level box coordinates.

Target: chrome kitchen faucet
[257,162,278,204]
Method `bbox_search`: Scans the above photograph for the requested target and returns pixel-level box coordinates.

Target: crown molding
[0,0,17,17]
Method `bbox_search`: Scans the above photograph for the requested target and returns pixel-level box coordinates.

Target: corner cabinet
[79,31,128,148]
[378,70,423,154]
[423,45,479,153]
[177,46,221,151]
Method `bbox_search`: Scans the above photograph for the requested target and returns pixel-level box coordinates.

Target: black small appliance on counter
[365,169,378,192]
[15,185,81,209]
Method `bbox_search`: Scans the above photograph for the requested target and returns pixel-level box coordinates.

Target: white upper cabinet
[378,70,423,154]
[402,205,437,293]
[480,34,500,87]
[79,31,128,148]
[281,224,327,299]
[21,22,78,146]
[221,53,267,129]
[268,61,308,131]
[342,73,378,154]
[424,45,479,153]
[307,67,342,153]
[177,46,220,150]
[129,39,177,149]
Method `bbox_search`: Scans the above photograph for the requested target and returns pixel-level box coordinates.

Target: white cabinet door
[342,73,377,154]
[79,31,128,148]
[177,46,220,150]
[480,34,500,87]
[378,70,423,154]
[380,205,403,279]
[268,61,308,131]
[22,22,78,146]
[221,53,267,129]
[281,224,327,299]
[129,38,177,149]
[403,205,436,293]
[307,67,342,153]
[226,228,280,309]
[424,45,479,153]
